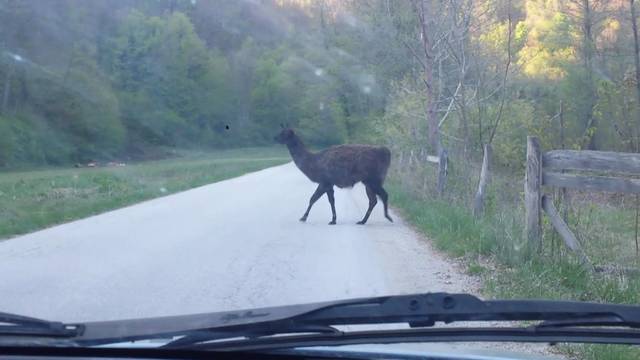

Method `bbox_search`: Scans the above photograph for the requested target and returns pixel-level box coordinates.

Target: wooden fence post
[437,148,448,195]
[473,144,492,217]
[525,136,542,250]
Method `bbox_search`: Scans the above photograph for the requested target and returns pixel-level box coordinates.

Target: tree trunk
[581,0,598,150]
[416,0,440,153]
[525,137,543,250]
[319,0,329,50]
[631,0,640,147]
[487,0,513,145]
[632,0,640,257]
[473,144,492,217]
[459,88,470,158]
[558,100,570,223]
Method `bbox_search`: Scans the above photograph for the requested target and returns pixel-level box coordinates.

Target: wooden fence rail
[542,172,640,194]
[525,136,640,267]
[543,150,640,174]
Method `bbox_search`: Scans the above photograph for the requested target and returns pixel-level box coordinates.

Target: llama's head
[274,128,296,145]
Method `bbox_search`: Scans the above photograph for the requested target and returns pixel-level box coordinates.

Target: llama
[275,128,393,225]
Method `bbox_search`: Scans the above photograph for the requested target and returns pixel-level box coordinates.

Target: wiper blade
[72,293,640,348]
[165,324,340,348]
[188,326,640,352]
[536,315,634,328]
[0,312,82,337]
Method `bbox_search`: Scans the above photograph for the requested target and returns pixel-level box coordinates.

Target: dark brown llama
[275,128,393,225]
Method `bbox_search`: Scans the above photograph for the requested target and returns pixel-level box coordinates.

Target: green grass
[466,261,488,276]
[0,147,289,239]
[559,344,640,360]
[567,203,640,268]
[388,180,529,266]
[390,183,497,257]
[387,165,640,360]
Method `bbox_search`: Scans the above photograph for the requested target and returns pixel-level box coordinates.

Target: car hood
[103,340,563,360]
[284,344,565,360]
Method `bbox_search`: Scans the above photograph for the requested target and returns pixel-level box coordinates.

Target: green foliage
[108,11,234,148]
[250,53,297,141]
[595,79,637,151]
[0,0,634,169]
[374,78,428,152]
[518,0,576,79]
[296,83,349,145]
[491,100,539,169]
[0,116,14,166]
[0,1,387,167]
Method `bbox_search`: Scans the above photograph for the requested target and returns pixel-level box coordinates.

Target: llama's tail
[379,146,391,184]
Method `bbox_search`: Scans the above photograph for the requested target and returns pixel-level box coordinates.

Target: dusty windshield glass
[1,1,639,359]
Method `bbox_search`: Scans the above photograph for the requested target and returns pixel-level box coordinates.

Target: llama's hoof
[386,215,394,223]
[328,220,336,225]
[299,216,307,222]
[356,220,366,225]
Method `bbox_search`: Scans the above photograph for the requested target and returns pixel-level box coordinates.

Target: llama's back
[317,144,391,188]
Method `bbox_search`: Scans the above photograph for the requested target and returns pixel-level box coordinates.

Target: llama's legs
[374,185,393,222]
[326,186,336,225]
[300,184,325,222]
[357,184,378,225]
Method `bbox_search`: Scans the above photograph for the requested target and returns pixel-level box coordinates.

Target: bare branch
[400,38,428,70]
[438,80,462,129]
[487,0,513,145]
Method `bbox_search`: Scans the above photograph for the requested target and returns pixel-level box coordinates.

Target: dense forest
[0,0,639,168]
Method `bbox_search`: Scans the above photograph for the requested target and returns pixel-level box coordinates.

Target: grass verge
[387,178,640,360]
[0,147,288,239]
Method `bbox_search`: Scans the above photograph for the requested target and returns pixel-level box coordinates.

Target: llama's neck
[287,136,315,176]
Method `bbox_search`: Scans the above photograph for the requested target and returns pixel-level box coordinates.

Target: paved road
[0,162,474,322]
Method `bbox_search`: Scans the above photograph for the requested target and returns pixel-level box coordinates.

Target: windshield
[0,0,639,359]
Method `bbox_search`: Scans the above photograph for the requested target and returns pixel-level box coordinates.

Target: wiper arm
[163,293,640,348]
[0,312,82,337]
[73,293,640,349]
[287,293,640,328]
[165,324,339,348]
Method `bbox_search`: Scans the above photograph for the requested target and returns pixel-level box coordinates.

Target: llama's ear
[280,123,285,129]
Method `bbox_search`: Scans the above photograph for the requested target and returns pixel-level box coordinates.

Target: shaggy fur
[275,128,393,225]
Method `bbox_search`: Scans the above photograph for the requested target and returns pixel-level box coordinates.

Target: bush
[0,116,15,166]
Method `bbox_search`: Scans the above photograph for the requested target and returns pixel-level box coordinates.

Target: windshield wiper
[67,292,640,351]
[0,312,82,337]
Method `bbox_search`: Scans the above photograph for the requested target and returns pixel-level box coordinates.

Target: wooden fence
[426,148,449,195]
[525,136,640,267]
[473,144,492,217]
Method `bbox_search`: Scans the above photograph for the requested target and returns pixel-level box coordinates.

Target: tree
[631,0,640,151]
[565,0,608,149]
[250,51,298,142]
[413,0,440,152]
